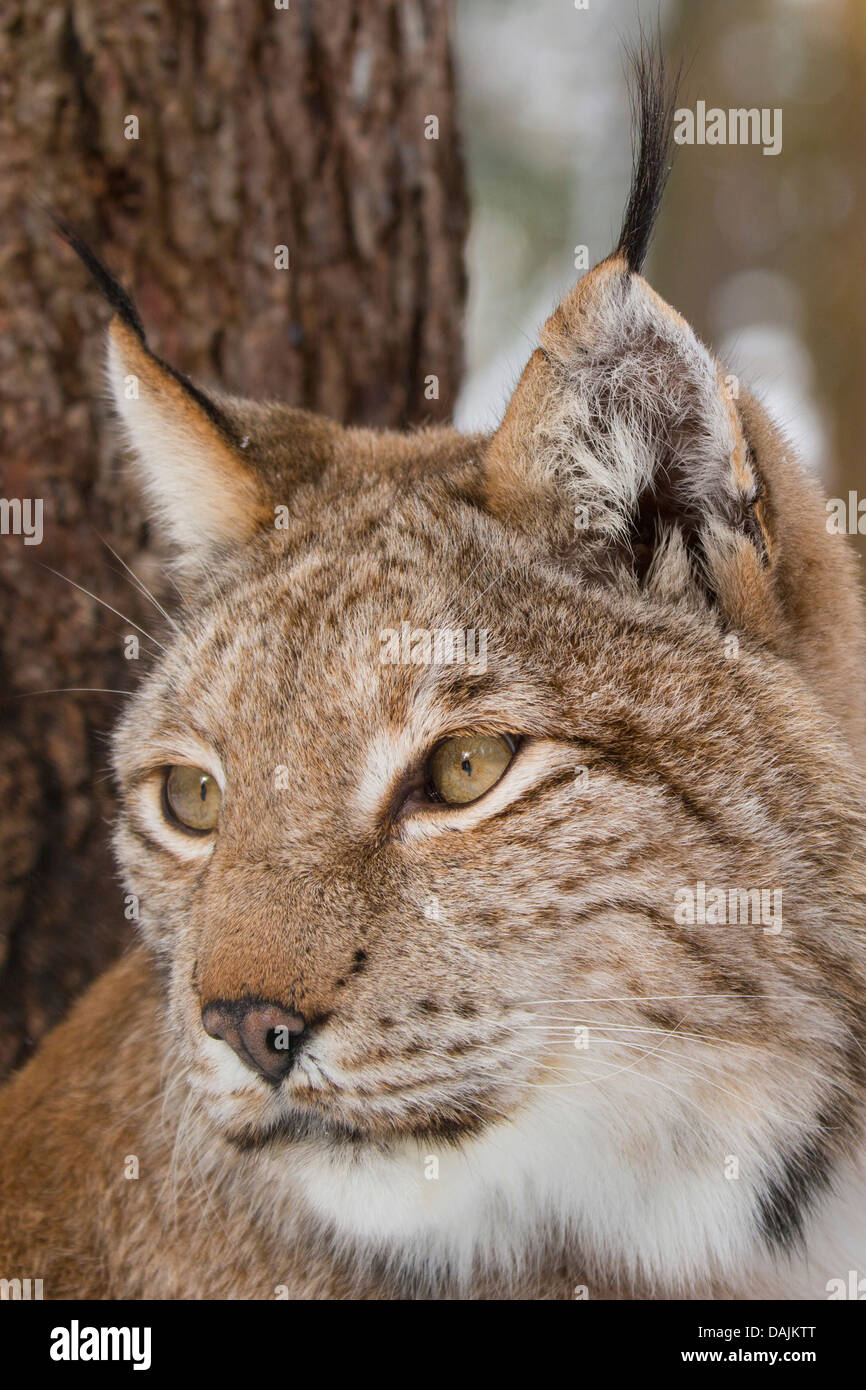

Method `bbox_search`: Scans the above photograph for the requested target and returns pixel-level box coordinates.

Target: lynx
[2,47,866,1300]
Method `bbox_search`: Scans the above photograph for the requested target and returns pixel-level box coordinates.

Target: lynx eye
[427,734,517,805]
[163,765,221,833]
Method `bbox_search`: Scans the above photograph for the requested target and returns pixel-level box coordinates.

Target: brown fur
[3,52,866,1301]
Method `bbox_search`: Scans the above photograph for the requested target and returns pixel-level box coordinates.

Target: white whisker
[36,562,167,650]
[96,530,179,631]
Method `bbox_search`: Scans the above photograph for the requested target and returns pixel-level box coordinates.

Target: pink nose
[201,999,307,1083]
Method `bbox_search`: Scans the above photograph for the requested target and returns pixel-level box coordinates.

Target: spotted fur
[2,43,866,1300]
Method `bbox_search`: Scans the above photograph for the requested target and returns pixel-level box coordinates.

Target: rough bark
[0,0,467,1077]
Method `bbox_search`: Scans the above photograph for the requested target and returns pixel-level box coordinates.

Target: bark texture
[0,0,467,1077]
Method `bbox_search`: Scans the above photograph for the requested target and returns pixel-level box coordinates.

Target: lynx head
[66,46,866,1295]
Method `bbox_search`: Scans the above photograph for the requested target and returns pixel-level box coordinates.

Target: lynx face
[71,56,866,1293]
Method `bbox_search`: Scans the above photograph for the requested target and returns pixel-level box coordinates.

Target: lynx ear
[485,257,770,573]
[483,43,772,616]
[105,318,267,561]
[54,218,267,565]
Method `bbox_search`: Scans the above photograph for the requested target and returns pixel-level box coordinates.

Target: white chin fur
[199,1032,866,1296]
[286,1098,866,1297]
[255,1057,771,1294]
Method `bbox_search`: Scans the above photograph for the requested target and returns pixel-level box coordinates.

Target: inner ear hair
[52,213,273,563]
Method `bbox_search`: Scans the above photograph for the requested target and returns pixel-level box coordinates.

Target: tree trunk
[0,0,467,1077]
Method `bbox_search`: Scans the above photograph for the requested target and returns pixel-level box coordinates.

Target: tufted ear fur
[481,38,866,750]
[482,43,777,631]
[51,218,343,574]
[484,253,773,606]
[104,316,272,564]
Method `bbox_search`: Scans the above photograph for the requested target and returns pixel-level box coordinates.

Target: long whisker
[15,687,136,698]
[516,1019,844,1090]
[568,1052,730,1137]
[469,1017,778,1112]
[490,1021,804,1130]
[468,1040,576,1081]
[514,993,786,1006]
[35,562,167,651]
[453,1044,721,1156]
[95,530,179,631]
[539,1034,801,1124]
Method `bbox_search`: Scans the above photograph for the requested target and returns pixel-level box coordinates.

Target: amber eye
[163,765,222,833]
[427,734,517,806]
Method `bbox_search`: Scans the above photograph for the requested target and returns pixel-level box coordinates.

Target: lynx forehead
[3,43,865,1301]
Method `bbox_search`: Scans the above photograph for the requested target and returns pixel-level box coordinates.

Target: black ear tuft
[615,32,682,273]
[50,210,241,444]
[50,213,147,345]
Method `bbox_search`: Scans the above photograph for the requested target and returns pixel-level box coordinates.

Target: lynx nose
[201,999,307,1083]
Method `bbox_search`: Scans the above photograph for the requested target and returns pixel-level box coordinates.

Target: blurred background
[455,0,866,519]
